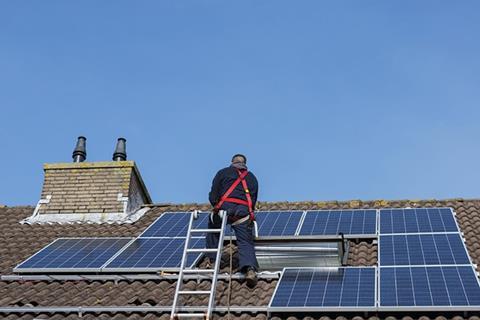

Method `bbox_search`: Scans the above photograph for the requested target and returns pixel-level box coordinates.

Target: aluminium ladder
[171,210,227,320]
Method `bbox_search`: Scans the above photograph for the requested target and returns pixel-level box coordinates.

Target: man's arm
[250,173,259,210]
[209,171,222,206]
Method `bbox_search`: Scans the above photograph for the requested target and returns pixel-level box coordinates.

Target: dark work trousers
[206,205,258,272]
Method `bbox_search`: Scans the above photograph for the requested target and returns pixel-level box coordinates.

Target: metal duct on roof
[255,241,344,271]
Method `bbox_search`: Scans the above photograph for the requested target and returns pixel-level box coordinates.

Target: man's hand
[210,210,222,225]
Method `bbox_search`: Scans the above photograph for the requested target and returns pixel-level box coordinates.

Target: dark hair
[231,154,247,164]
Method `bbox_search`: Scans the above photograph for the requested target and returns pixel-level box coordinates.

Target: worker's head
[231,154,247,165]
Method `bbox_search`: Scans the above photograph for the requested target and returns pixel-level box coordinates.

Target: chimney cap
[113,137,127,161]
[72,136,87,162]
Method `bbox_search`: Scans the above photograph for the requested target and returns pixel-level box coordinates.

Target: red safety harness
[214,169,255,221]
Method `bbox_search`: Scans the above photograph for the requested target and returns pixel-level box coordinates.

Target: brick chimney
[22,138,152,224]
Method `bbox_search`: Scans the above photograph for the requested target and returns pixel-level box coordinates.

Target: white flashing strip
[20,207,150,225]
[20,195,52,224]
[20,192,149,225]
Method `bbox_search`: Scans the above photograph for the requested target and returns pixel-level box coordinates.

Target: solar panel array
[270,207,480,312]
[15,212,208,273]
[16,209,381,273]
[377,207,480,310]
[269,267,376,311]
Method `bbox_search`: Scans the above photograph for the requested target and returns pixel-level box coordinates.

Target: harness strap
[214,169,254,221]
[222,197,249,206]
[240,176,255,221]
[214,169,248,211]
[231,215,250,226]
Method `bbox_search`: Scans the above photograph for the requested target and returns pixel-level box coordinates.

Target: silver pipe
[1,272,281,282]
[0,306,268,314]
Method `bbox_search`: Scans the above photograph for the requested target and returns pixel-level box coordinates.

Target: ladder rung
[190,229,221,233]
[183,269,215,274]
[178,290,211,295]
[174,313,206,318]
[186,248,217,253]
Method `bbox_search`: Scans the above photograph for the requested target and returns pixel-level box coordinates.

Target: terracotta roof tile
[1,199,480,319]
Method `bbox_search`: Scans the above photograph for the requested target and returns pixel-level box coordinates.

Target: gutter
[0,306,268,315]
[0,271,281,282]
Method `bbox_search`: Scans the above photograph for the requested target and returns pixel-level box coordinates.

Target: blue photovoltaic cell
[379,234,470,266]
[104,237,205,270]
[270,268,376,309]
[140,212,209,237]
[380,208,458,234]
[380,266,480,308]
[298,210,377,236]
[254,211,303,237]
[15,238,132,272]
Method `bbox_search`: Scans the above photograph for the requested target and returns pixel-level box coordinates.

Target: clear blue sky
[1,1,480,206]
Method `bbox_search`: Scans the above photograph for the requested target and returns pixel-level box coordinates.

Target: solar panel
[379,234,471,266]
[254,211,303,237]
[269,267,376,311]
[379,266,480,310]
[14,238,132,273]
[298,210,377,237]
[140,212,209,238]
[380,208,458,234]
[103,237,205,272]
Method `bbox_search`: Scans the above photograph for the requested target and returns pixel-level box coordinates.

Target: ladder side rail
[206,211,228,319]
[170,211,196,319]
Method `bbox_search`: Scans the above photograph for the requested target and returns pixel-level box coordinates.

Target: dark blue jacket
[209,166,258,211]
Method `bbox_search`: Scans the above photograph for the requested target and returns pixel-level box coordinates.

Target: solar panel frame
[378,265,480,311]
[297,209,378,238]
[268,267,378,312]
[379,207,460,235]
[378,233,472,266]
[14,237,134,273]
[102,237,205,272]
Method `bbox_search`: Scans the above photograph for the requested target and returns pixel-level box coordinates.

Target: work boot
[245,268,257,288]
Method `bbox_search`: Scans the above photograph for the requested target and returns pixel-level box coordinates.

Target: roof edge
[143,197,475,208]
[131,162,152,204]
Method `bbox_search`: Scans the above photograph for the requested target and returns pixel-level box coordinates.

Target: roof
[1,198,480,320]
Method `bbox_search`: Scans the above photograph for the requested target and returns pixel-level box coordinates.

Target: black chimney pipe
[72,136,87,162]
[112,138,127,161]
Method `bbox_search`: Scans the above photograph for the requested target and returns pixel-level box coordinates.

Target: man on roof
[207,154,259,287]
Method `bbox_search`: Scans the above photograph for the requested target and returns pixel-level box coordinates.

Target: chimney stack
[112,138,127,161]
[26,135,151,224]
[72,136,87,162]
